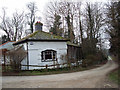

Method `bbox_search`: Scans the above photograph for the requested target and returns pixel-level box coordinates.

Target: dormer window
[41,50,57,62]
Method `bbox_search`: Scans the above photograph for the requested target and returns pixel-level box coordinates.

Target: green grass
[3,66,90,76]
[108,69,120,84]
[20,66,88,76]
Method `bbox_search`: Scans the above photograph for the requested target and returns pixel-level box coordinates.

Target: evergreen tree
[50,14,63,36]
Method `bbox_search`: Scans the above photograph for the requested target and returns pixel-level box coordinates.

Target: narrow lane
[2,60,118,88]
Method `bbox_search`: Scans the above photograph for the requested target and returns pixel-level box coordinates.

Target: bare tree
[76,2,84,44]
[45,1,105,46]
[59,2,76,42]
[82,2,105,55]
[12,11,25,41]
[0,8,11,41]
[26,2,38,33]
[7,45,27,71]
[0,8,25,41]
[45,1,77,42]
[45,1,61,31]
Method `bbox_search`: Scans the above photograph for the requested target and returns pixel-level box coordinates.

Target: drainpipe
[27,42,29,70]
[3,51,6,71]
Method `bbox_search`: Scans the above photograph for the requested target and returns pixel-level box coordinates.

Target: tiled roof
[0,41,15,50]
[14,31,69,45]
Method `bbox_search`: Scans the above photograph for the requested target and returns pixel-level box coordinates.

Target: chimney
[35,21,43,31]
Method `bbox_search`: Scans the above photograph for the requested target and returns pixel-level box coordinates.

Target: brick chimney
[35,21,43,31]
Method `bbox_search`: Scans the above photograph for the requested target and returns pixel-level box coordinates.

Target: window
[41,50,57,62]
[30,42,33,45]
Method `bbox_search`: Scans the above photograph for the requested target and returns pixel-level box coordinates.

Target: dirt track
[2,60,118,88]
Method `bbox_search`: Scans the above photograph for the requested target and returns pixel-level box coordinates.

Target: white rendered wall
[27,41,67,70]
[21,43,28,70]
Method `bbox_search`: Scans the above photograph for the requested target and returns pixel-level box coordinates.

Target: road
[2,60,118,88]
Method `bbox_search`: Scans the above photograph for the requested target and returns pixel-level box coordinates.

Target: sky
[0,0,112,49]
[0,0,49,36]
[0,0,110,36]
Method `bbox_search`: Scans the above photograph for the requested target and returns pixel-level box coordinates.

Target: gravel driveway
[2,60,118,88]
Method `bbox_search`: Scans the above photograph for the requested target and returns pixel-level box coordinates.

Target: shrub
[82,54,103,67]
[8,46,27,72]
[82,50,108,67]
[87,55,97,65]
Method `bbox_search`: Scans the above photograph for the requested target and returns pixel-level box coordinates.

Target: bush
[8,46,27,72]
[96,51,108,64]
[82,52,107,67]
[82,55,97,67]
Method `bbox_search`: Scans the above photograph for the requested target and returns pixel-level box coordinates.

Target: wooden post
[56,58,59,68]
[46,64,48,72]
[52,51,55,68]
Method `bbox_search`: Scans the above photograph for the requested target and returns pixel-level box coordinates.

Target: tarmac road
[2,60,118,88]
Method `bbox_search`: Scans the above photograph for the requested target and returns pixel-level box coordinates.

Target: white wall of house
[21,41,68,70]
[20,43,28,70]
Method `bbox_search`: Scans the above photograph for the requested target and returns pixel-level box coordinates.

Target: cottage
[13,22,82,70]
[13,22,69,70]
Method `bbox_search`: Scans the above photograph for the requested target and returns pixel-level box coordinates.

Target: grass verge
[2,64,102,76]
[108,68,120,84]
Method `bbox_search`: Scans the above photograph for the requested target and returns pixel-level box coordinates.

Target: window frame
[41,49,57,62]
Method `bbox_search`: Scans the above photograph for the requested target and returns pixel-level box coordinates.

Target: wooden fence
[2,61,82,72]
[22,63,68,69]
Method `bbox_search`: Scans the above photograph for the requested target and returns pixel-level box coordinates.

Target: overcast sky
[0,0,111,36]
[0,0,49,36]
[0,0,112,49]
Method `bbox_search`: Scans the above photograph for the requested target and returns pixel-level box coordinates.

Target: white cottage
[13,22,69,70]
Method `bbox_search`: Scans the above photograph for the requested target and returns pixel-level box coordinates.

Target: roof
[0,41,15,50]
[13,31,69,45]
